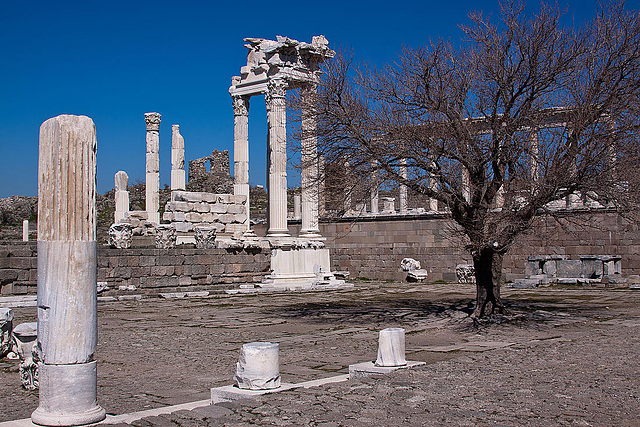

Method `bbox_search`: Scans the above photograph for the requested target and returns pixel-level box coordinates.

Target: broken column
[300,85,321,237]
[22,220,29,242]
[232,95,251,231]
[376,328,407,367]
[32,115,106,425]
[144,112,161,224]
[266,78,290,236]
[399,158,408,214]
[171,125,186,190]
[234,342,281,390]
[114,171,129,223]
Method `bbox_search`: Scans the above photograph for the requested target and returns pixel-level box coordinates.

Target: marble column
[344,161,352,214]
[399,158,408,214]
[300,85,321,237]
[114,171,129,223]
[22,220,29,242]
[428,170,438,212]
[171,125,185,190]
[461,166,470,203]
[318,154,326,217]
[607,119,617,181]
[529,129,539,182]
[144,112,161,224]
[32,115,105,426]
[370,161,379,215]
[293,194,301,219]
[266,78,290,236]
[232,95,251,231]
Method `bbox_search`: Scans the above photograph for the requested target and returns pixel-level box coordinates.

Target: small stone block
[348,360,425,380]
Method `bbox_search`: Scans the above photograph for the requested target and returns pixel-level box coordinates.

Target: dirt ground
[1,282,639,426]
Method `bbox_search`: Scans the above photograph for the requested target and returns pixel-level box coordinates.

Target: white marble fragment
[0,308,13,358]
[401,258,421,271]
[235,342,281,390]
[375,328,407,367]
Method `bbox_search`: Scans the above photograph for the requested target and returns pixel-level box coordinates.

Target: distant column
[171,125,186,190]
[32,115,106,426]
[399,158,408,214]
[144,112,161,224]
[462,166,470,203]
[344,161,352,214]
[232,95,251,231]
[318,154,326,217]
[370,161,379,214]
[266,78,290,236]
[293,194,301,219]
[114,171,130,223]
[607,119,617,181]
[22,220,28,242]
[300,85,320,237]
[529,129,539,182]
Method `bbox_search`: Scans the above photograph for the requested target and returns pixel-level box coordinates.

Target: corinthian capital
[232,95,250,116]
[265,78,288,105]
[144,112,162,131]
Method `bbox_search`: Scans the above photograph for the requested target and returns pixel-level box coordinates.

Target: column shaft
[171,125,185,190]
[300,86,320,237]
[233,96,251,231]
[266,79,289,236]
[399,158,408,214]
[33,114,105,425]
[145,112,161,224]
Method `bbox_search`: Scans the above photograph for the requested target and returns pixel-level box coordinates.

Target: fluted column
[399,158,408,214]
[144,112,161,224]
[32,115,106,426]
[171,125,185,190]
[462,166,470,203]
[266,78,290,236]
[232,95,251,231]
[370,161,379,214]
[300,85,320,237]
[114,171,130,223]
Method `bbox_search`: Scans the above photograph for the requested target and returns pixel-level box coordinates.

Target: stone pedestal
[171,125,186,191]
[382,197,395,214]
[33,114,105,426]
[145,112,161,225]
[22,220,29,242]
[235,342,280,390]
[114,171,130,223]
[266,79,290,236]
[376,328,407,367]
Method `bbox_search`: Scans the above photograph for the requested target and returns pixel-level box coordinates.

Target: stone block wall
[163,190,248,236]
[320,210,640,283]
[0,244,270,295]
[0,242,37,295]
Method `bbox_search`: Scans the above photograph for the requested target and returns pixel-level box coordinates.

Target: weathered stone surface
[108,223,133,249]
[556,260,583,278]
[401,258,421,271]
[155,225,177,249]
[13,322,38,390]
[376,328,406,367]
[235,342,280,390]
[194,226,217,249]
[0,308,13,358]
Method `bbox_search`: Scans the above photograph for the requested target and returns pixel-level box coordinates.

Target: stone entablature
[163,190,248,237]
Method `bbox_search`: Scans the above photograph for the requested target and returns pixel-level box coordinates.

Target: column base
[299,230,322,238]
[31,361,106,426]
[266,229,290,237]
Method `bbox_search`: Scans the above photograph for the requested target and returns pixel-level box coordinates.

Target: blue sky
[0,0,634,197]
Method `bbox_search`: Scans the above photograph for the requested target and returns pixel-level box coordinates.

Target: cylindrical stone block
[235,342,280,390]
[34,115,105,425]
[375,327,407,367]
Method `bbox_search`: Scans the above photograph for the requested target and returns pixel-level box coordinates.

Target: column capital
[144,112,161,131]
[266,78,288,105]
[232,95,250,116]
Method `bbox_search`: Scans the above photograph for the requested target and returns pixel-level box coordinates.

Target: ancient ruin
[32,115,105,425]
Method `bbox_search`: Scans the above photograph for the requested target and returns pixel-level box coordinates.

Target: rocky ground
[1,282,639,426]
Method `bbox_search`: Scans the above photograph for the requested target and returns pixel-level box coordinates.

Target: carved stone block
[0,308,13,358]
[13,322,38,390]
[194,226,217,249]
[155,225,177,249]
[108,223,133,249]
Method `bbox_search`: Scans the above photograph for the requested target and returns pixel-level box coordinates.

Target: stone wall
[0,243,270,295]
[186,150,233,193]
[320,210,640,283]
[163,190,248,236]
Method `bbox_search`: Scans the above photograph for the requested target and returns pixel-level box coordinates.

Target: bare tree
[290,1,640,318]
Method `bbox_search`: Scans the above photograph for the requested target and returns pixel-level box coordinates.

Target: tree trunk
[471,247,506,318]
